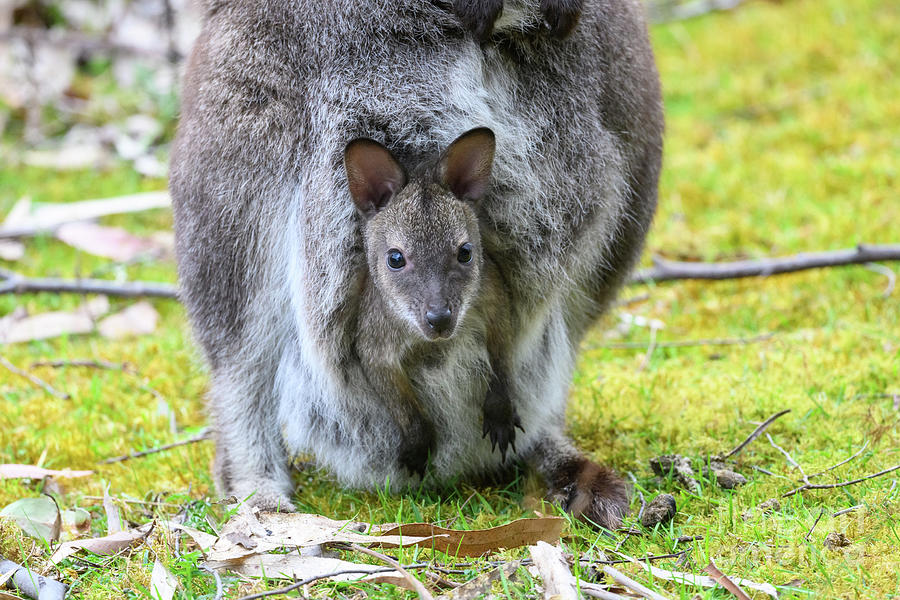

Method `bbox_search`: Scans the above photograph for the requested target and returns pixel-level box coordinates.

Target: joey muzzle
[423,304,455,338]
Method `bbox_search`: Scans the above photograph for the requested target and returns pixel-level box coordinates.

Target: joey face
[344,127,496,342]
[366,184,483,340]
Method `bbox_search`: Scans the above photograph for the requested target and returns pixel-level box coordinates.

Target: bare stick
[766,433,810,485]
[200,565,224,600]
[0,355,69,399]
[781,464,900,498]
[232,568,380,600]
[0,269,177,299]
[717,409,791,461]
[864,262,896,297]
[629,244,900,285]
[349,544,434,600]
[102,428,210,464]
[597,553,671,600]
[832,505,864,517]
[1,557,68,600]
[804,510,825,542]
[807,441,869,480]
[590,333,773,350]
[31,359,130,372]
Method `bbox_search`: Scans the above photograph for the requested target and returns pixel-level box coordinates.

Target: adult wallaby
[346,127,521,476]
[171,0,663,529]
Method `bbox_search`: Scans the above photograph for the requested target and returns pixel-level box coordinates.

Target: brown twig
[630,244,900,284]
[832,505,864,517]
[806,441,869,480]
[591,333,773,350]
[717,409,791,461]
[703,560,751,600]
[766,433,810,485]
[597,552,671,600]
[102,428,211,464]
[31,358,131,372]
[781,464,900,498]
[348,544,434,600]
[0,268,178,298]
[0,355,69,399]
[804,509,825,542]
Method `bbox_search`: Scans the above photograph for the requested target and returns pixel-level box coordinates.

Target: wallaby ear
[344,138,407,216]
[439,127,496,202]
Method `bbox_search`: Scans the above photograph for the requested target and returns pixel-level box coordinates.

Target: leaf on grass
[157,520,217,553]
[205,509,437,562]
[0,192,171,237]
[0,240,24,261]
[150,559,178,600]
[49,522,153,564]
[61,507,91,541]
[1,496,60,542]
[103,486,122,534]
[0,465,93,480]
[55,222,168,262]
[374,516,566,557]
[204,552,394,581]
[437,561,521,600]
[627,555,778,598]
[0,296,109,344]
[528,542,577,600]
[97,301,158,339]
[704,561,751,599]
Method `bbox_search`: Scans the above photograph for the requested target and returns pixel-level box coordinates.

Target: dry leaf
[1,496,61,542]
[56,222,167,262]
[437,561,521,600]
[150,559,178,600]
[23,144,109,171]
[626,554,778,598]
[374,516,566,557]
[204,552,394,581]
[528,542,577,600]
[0,192,170,238]
[0,240,24,261]
[0,296,109,344]
[103,486,122,534]
[49,523,153,564]
[206,509,436,562]
[704,561,751,599]
[157,520,217,552]
[97,302,159,339]
[0,465,93,480]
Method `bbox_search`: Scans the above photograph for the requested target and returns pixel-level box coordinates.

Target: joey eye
[457,242,473,264]
[386,249,406,270]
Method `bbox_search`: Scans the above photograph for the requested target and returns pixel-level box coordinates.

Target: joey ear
[439,127,496,202]
[344,138,407,216]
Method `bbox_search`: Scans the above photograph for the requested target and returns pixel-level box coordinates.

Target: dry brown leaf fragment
[374,515,566,557]
[436,561,520,600]
[56,222,168,262]
[97,301,159,339]
[204,552,393,581]
[703,561,751,600]
[0,296,109,344]
[157,520,217,553]
[49,522,153,564]
[150,559,178,600]
[0,464,93,479]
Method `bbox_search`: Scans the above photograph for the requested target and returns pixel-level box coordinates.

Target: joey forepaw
[398,416,435,479]
[482,382,523,463]
[453,0,504,41]
[540,0,583,38]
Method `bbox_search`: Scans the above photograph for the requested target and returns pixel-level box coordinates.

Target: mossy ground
[1,0,898,597]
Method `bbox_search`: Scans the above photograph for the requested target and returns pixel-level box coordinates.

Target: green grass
[2,0,899,597]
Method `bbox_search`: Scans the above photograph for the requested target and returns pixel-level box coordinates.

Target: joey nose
[425,306,453,335]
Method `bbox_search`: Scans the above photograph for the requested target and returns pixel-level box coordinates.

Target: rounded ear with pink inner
[439,127,496,203]
[344,138,408,217]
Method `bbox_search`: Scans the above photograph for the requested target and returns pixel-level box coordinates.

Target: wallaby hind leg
[525,434,628,530]
[209,375,295,512]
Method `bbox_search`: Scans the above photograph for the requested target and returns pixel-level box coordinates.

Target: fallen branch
[31,358,131,372]
[803,510,825,542]
[596,553,671,600]
[629,244,900,285]
[0,269,177,299]
[0,556,68,600]
[781,464,900,498]
[102,428,210,464]
[767,433,810,486]
[0,355,69,399]
[617,552,778,598]
[717,409,791,461]
[703,561,751,600]
[349,544,434,600]
[806,441,869,479]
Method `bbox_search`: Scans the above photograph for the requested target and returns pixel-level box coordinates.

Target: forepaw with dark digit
[482,390,523,463]
[540,0,583,38]
[229,481,296,513]
[551,459,628,531]
[453,0,504,40]
[398,417,435,479]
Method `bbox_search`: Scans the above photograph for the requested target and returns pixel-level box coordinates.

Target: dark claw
[540,0,583,38]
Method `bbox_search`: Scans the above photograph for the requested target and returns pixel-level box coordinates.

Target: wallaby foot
[453,0,504,41]
[482,376,523,462]
[526,435,628,530]
[540,0,584,38]
[397,416,436,479]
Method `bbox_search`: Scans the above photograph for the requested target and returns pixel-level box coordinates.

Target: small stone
[714,468,748,489]
[824,532,851,551]
[649,455,700,493]
[641,493,677,528]
[741,498,781,521]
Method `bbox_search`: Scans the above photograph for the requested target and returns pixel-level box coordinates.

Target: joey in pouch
[171,0,663,529]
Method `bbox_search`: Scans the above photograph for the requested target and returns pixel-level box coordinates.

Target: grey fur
[170,0,663,527]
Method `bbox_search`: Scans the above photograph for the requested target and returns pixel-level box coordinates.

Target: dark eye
[386,249,406,270]
[457,242,473,264]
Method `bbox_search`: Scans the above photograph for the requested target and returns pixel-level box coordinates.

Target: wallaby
[171,0,663,529]
[346,127,521,476]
